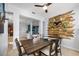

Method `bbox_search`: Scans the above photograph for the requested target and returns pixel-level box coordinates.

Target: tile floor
[6,47,79,56]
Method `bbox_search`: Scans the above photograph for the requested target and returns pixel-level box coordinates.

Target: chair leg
[33,53,36,56]
[19,53,22,56]
[49,43,53,56]
[38,51,41,56]
[54,40,59,56]
[60,49,62,56]
[59,40,62,56]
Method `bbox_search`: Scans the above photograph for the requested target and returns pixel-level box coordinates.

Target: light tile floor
[6,47,79,56]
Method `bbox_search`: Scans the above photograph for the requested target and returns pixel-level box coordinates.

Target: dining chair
[40,41,55,56]
[15,38,26,56]
[15,38,37,56]
[56,39,62,56]
[40,38,62,56]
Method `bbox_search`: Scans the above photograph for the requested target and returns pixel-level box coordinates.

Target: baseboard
[62,44,79,52]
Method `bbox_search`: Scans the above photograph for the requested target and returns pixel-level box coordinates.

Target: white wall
[39,20,43,37]
[62,7,79,51]
[43,17,48,37]
[0,34,3,55]
[19,17,31,37]
[0,20,8,56]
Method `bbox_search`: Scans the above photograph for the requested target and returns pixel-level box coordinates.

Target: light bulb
[43,5,47,10]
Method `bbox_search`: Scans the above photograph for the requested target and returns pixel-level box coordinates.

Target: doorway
[8,23,13,50]
[6,12,14,51]
[19,15,40,38]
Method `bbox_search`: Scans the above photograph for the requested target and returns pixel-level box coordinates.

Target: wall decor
[48,10,74,38]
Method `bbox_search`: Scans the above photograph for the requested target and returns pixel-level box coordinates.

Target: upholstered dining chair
[56,39,62,56]
[40,40,55,56]
[40,38,62,56]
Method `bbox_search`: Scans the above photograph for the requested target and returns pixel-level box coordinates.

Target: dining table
[20,37,61,56]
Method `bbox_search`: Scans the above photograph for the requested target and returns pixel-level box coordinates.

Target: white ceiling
[10,3,79,17]
[47,3,79,18]
[7,3,79,19]
[11,3,47,17]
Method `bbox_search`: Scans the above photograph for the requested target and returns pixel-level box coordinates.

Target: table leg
[38,51,41,56]
[55,40,59,56]
[49,43,53,56]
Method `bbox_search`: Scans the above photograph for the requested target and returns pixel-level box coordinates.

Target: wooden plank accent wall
[48,10,74,38]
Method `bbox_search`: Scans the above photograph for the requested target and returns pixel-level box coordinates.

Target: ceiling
[10,3,47,17]
[47,3,79,18]
[7,3,79,18]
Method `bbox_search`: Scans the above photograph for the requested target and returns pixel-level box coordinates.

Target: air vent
[32,12,35,14]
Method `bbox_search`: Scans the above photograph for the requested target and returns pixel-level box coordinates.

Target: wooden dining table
[20,38,60,56]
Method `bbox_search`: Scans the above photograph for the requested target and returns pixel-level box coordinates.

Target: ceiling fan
[34,3,52,13]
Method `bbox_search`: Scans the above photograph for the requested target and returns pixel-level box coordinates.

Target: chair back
[15,38,22,56]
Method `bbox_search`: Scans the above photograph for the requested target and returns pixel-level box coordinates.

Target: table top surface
[20,39,50,54]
